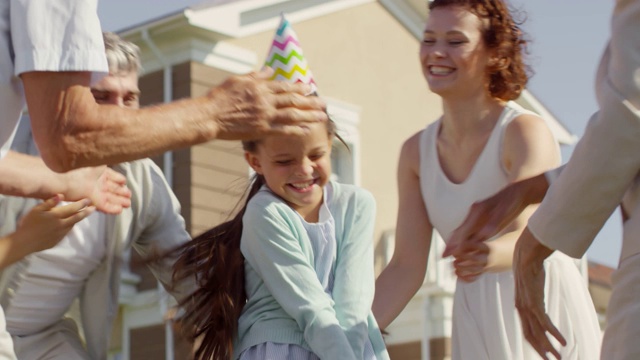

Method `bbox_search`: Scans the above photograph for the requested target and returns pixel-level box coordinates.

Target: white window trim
[378,0,426,39]
[136,37,257,76]
[325,97,361,186]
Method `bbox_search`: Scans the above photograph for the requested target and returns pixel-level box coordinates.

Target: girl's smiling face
[245,122,332,222]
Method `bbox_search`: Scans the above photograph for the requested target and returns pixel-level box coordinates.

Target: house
[107,1,577,359]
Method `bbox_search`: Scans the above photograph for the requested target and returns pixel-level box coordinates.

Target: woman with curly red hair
[373,0,601,358]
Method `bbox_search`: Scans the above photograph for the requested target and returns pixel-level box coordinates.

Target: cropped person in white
[0,0,107,159]
[0,1,128,201]
[0,33,193,360]
[0,0,132,270]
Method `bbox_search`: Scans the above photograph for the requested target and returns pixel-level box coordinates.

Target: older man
[0,33,194,360]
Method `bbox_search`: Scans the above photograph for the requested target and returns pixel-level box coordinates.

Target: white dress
[419,102,602,360]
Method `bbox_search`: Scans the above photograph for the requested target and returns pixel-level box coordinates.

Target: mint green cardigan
[235,181,389,360]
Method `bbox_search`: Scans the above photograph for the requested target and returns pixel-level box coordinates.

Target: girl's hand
[15,195,95,254]
[452,240,490,282]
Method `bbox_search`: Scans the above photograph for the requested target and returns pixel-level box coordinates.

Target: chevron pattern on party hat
[264,14,317,93]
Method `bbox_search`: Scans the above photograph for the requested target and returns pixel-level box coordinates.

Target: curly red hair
[429,0,530,101]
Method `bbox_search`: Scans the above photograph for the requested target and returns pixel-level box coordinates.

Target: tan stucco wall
[227,2,442,267]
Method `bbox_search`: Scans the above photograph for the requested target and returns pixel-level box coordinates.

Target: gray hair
[103,32,142,74]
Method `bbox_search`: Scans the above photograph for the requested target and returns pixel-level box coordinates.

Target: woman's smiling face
[420,5,491,98]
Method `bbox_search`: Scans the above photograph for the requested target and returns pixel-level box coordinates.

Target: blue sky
[98,0,620,267]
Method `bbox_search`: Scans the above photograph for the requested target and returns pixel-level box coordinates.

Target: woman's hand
[452,240,489,282]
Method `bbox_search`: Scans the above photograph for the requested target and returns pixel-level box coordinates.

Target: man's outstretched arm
[23,69,327,172]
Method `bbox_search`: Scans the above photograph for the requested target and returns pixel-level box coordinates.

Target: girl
[172,120,389,360]
[373,0,601,359]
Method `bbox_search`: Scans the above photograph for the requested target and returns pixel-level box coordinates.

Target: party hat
[264,14,318,94]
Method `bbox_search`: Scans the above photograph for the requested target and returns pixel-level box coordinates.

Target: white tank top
[419,101,542,242]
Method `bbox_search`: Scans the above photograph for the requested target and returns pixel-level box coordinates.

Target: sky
[492,0,620,268]
[98,0,620,267]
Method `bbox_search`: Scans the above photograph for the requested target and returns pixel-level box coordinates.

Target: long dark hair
[172,121,340,359]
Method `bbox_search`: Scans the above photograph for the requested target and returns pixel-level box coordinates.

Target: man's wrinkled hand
[514,228,566,360]
[208,68,328,140]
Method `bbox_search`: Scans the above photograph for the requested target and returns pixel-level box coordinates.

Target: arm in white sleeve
[528,0,640,257]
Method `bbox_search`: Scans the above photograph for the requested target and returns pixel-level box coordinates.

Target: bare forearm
[485,205,539,273]
[373,263,426,330]
[485,232,518,273]
[0,151,69,199]
[24,70,325,172]
[0,233,35,269]
[40,95,218,172]
[521,172,551,205]
[23,71,218,171]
